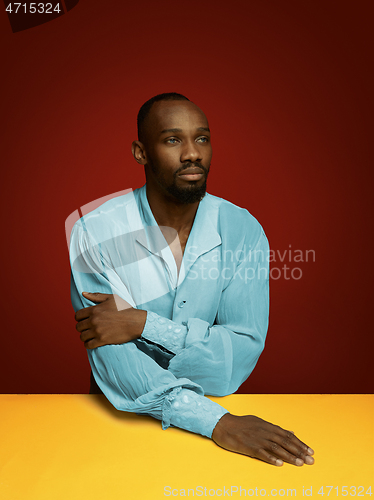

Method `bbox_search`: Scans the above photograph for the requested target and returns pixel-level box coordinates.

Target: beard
[151,162,210,204]
[166,176,208,204]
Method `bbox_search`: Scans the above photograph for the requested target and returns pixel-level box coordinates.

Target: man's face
[141,100,212,204]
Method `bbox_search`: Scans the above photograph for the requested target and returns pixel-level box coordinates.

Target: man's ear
[132,140,147,165]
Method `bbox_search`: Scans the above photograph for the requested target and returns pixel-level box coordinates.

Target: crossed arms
[70,221,314,466]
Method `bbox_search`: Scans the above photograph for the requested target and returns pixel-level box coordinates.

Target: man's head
[132,93,212,204]
[137,93,190,143]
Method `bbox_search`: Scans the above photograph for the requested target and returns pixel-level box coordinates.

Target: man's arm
[161,227,268,396]
[112,230,269,396]
[75,230,268,396]
[70,222,229,439]
[71,222,314,466]
[74,289,314,466]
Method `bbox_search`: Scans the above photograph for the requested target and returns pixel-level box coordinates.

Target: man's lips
[178,167,205,181]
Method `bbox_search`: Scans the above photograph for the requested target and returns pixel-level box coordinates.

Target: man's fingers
[281,429,313,455]
[270,423,310,450]
[256,448,284,467]
[75,318,91,333]
[80,329,94,343]
[74,293,113,321]
[84,338,98,350]
[82,292,111,303]
[270,431,314,465]
[212,415,315,467]
[267,441,307,466]
[79,330,102,348]
[75,306,93,322]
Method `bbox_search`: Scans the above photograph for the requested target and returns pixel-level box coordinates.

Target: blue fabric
[69,185,269,438]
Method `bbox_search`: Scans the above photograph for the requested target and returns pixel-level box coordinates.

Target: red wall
[1,1,373,394]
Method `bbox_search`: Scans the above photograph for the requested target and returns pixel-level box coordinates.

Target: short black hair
[137,92,190,141]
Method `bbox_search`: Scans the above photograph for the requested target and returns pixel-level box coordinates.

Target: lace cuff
[162,388,229,438]
[141,311,187,355]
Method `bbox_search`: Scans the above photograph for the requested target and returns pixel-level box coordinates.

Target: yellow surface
[0,395,373,500]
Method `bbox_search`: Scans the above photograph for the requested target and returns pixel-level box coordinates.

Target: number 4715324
[318,487,372,497]
[5,3,61,14]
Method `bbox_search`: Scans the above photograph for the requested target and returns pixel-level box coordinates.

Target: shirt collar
[135,184,222,277]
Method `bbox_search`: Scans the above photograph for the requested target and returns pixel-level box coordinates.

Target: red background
[1,1,373,394]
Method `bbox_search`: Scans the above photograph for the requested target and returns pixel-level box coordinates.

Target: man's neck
[145,184,200,234]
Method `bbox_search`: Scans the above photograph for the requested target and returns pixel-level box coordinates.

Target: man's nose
[180,140,202,163]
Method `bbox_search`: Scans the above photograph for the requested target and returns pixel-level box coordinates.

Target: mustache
[176,162,209,175]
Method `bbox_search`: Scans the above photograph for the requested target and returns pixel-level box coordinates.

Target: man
[70,93,314,467]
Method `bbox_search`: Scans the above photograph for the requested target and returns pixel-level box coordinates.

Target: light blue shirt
[69,185,269,438]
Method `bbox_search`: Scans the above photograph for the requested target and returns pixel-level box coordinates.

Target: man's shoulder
[205,192,264,239]
[72,188,141,240]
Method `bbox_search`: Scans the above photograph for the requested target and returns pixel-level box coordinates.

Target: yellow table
[0,395,373,500]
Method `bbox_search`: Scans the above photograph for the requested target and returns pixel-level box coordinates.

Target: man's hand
[75,292,147,349]
[212,413,314,467]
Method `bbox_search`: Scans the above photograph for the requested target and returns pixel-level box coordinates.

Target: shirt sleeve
[142,230,270,397]
[69,221,228,438]
[141,311,188,354]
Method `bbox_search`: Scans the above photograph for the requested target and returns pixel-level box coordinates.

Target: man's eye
[197,137,209,143]
[166,138,178,144]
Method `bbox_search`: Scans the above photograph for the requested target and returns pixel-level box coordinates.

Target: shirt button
[178,301,186,308]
